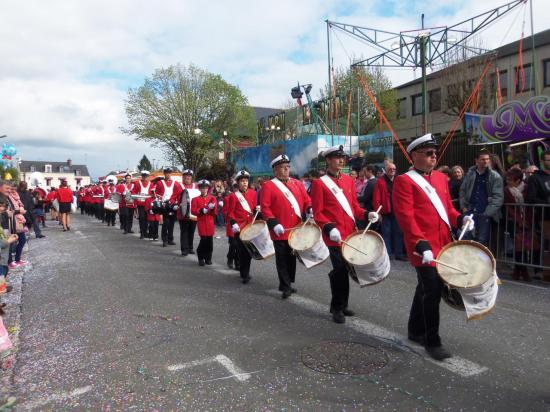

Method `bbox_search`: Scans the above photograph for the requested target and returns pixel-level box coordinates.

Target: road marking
[266,290,488,378]
[19,385,92,410]
[167,354,251,381]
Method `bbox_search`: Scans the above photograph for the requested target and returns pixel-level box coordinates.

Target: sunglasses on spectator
[417,149,438,157]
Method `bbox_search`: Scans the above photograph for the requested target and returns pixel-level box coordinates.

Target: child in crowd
[0,196,19,294]
[191,180,217,266]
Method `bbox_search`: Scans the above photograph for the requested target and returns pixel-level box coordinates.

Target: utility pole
[326,20,334,144]
[529,0,538,95]
[420,14,429,134]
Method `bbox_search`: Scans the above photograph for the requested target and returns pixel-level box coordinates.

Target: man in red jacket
[117,173,136,234]
[311,145,379,324]
[191,179,217,266]
[260,154,312,299]
[173,169,199,256]
[227,170,257,284]
[132,170,153,239]
[393,133,474,361]
[155,168,182,247]
[373,162,406,260]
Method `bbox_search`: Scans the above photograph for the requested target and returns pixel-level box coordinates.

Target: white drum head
[288,223,321,251]
[241,221,267,242]
[436,240,495,288]
[342,231,386,266]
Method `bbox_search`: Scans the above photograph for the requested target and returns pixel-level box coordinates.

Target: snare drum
[288,222,329,269]
[341,230,390,287]
[239,220,275,260]
[104,199,119,211]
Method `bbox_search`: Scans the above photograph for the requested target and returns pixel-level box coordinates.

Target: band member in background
[117,173,136,234]
[56,179,74,231]
[144,189,160,241]
[310,145,379,324]
[224,182,239,270]
[92,182,103,220]
[105,179,118,227]
[77,186,86,214]
[132,170,152,239]
[155,167,181,247]
[260,154,312,299]
[393,133,474,361]
[98,180,107,222]
[227,170,256,284]
[191,179,217,266]
[175,169,199,256]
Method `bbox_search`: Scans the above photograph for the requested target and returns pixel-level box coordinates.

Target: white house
[19,159,91,189]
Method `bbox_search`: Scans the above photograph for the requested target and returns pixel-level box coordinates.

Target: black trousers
[227,237,239,266]
[273,240,296,292]
[161,213,176,242]
[179,219,197,253]
[148,221,159,239]
[119,206,127,229]
[197,236,213,260]
[98,203,105,221]
[105,210,117,226]
[236,235,252,279]
[408,266,443,347]
[328,246,350,312]
[137,206,148,237]
[122,207,134,232]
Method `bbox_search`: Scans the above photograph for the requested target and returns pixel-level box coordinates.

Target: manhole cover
[301,341,388,375]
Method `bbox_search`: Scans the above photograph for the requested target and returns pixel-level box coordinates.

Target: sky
[0,0,547,178]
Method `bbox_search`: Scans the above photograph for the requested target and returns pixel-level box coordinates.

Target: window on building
[428,89,441,112]
[75,169,81,176]
[412,94,423,116]
[44,164,52,173]
[397,98,407,119]
[30,165,36,172]
[515,64,534,93]
[498,70,508,97]
[45,178,52,186]
[544,59,550,88]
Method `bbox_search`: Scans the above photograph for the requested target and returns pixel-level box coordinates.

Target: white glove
[255,205,261,212]
[232,223,240,234]
[172,204,179,211]
[368,211,379,223]
[202,208,208,214]
[329,228,342,243]
[461,215,475,232]
[422,250,434,265]
[306,207,314,219]
[218,201,223,207]
[273,224,284,236]
[208,203,215,210]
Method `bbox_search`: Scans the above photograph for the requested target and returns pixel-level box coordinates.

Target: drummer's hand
[367,211,379,223]
[273,224,284,236]
[422,250,434,265]
[329,228,341,243]
[172,204,179,211]
[218,201,223,208]
[202,208,208,214]
[255,205,261,212]
[306,206,314,219]
[461,214,475,232]
[232,223,240,234]
[208,203,215,210]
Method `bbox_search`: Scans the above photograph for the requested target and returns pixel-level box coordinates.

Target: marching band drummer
[310,145,379,324]
[191,179,217,266]
[227,170,257,284]
[224,182,239,270]
[155,167,182,247]
[132,170,153,239]
[117,173,136,234]
[174,169,199,256]
[105,178,118,227]
[393,133,474,361]
[260,154,312,299]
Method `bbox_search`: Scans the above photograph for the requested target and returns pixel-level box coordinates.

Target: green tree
[137,154,152,172]
[2,165,19,182]
[123,63,256,172]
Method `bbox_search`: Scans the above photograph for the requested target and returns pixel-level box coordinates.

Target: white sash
[161,180,174,201]
[271,178,301,216]
[139,181,151,196]
[405,170,451,231]
[235,191,252,214]
[320,175,354,221]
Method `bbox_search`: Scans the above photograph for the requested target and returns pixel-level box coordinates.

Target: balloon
[2,144,16,157]
[0,159,8,168]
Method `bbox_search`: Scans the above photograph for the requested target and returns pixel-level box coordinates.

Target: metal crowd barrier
[489,203,550,274]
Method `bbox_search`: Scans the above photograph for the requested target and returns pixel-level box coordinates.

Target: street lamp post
[223,130,228,160]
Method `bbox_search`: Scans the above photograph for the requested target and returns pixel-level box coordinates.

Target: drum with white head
[240,220,275,260]
[288,222,329,269]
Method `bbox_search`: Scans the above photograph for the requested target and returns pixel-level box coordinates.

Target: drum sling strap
[320,175,355,222]
[271,178,301,216]
[161,180,174,201]
[235,191,252,214]
[405,170,452,232]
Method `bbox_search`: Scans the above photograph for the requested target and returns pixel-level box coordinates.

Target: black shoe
[188,250,195,254]
[227,259,234,269]
[37,234,45,239]
[67,227,70,231]
[234,264,240,271]
[332,311,345,324]
[205,259,212,265]
[162,241,167,247]
[330,308,354,317]
[139,235,144,239]
[408,334,425,345]
[241,277,250,284]
[181,252,188,256]
[123,231,128,234]
[129,230,135,234]
[282,290,292,299]
[198,259,205,266]
[425,345,452,361]
[168,241,176,246]
[290,287,297,293]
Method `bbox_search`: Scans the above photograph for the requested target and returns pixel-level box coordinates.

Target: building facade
[19,159,91,189]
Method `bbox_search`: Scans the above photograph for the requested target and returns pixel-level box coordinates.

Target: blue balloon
[0,159,8,167]
[2,144,16,157]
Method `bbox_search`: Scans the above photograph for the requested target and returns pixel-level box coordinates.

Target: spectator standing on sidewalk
[358,165,377,211]
[449,165,464,212]
[7,184,28,268]
[0,196,18,294]
[373,162,406,260]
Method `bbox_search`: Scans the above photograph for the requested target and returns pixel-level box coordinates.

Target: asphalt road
[5,213,550,411]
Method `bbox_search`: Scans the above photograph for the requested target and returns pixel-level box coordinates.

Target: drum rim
[436,240,496,289]
[341,230,385,266]
[288,222,321,251]
[240,220,267,241]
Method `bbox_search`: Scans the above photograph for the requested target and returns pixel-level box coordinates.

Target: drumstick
[301,217,310,229]
[341,240,369,256]
[362,205,382,236]
[413,252,468,274]
[251,210,259,225]
[458,214,473,241]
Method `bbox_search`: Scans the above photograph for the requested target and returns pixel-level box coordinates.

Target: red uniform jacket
[105,185,117,202]
[393,170,461,267]
[227,189,257,229]
[174,183,197,220]
[116,183,136,209]
[90,185,101,204]
[373,176,393,215]
[131,180,153,206]
[260,178,312,241]
[191,194,217,236]
[310,173,366,247]
[83,188,92,203]
[45,190,56,204]
[56,187,73,203]
[223,193,233,238]
[144,197,160,222]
